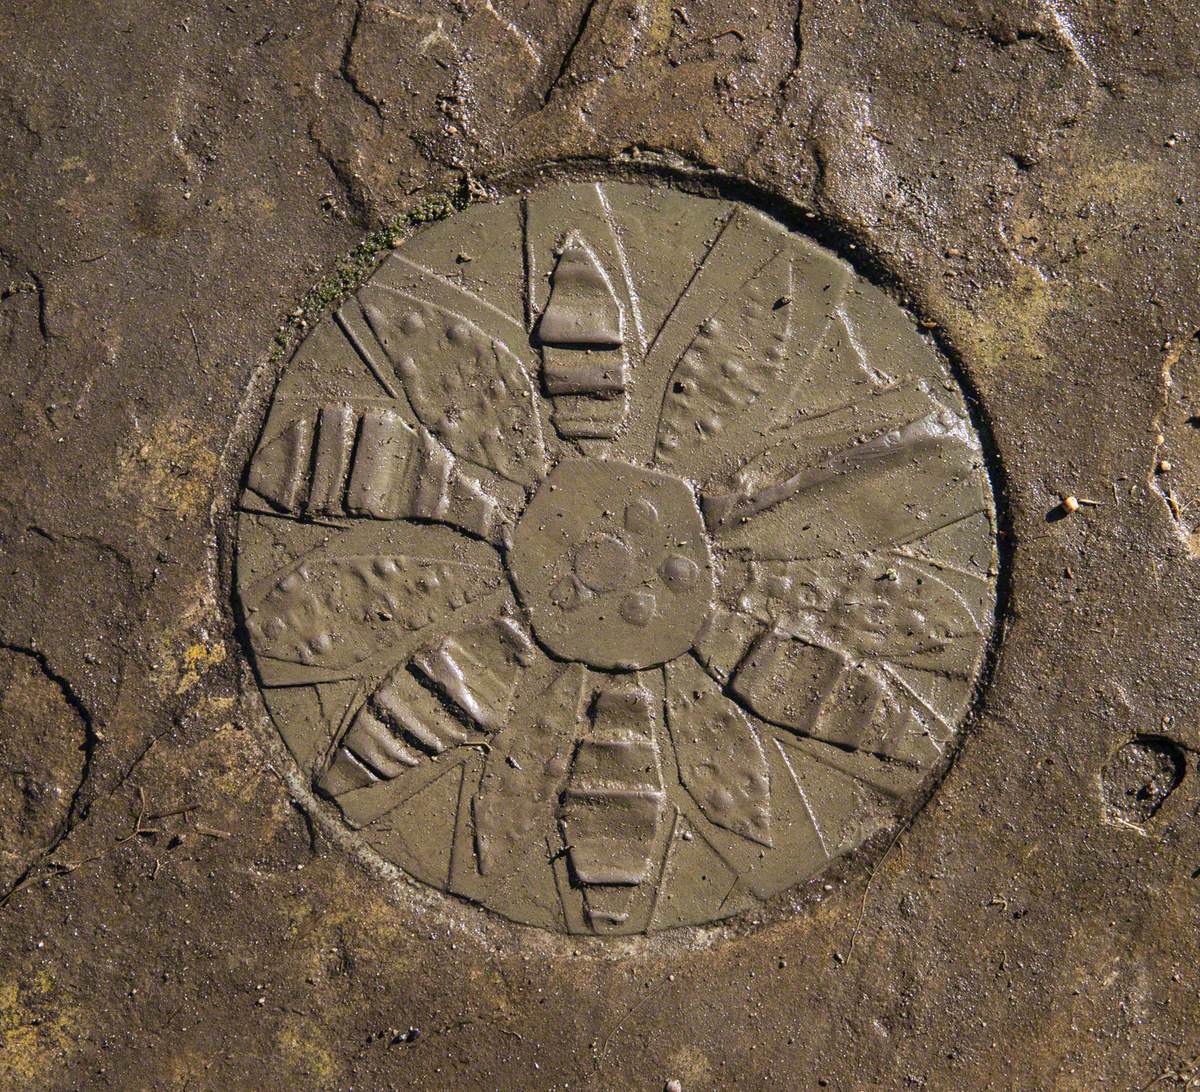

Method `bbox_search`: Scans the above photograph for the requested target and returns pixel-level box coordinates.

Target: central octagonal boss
[508,458,715,670]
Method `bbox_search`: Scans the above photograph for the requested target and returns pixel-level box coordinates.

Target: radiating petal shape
[728,628,942,766]
[713,554,984,678]
[704,382,982,560]
[472,663,586,878]
[242,397,506,542]
[244,414,312,512]
[664,657,772,847]
[358,285,546,486]
[730,630,892,753]
[558,681,667,932]
[317,662,474,804]
[653,243,849,482]
[317,612,536,803]
[242,550,504,672]
[537,231,623,347]
[525,189,635,444]
[411,614,538,732]
[818,559,982,676]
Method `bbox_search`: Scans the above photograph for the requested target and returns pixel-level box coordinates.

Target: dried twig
[0,788,159,907]
[844,828,906,963]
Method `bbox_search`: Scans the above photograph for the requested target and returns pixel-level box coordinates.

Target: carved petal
[472,663,586,878]
[713,555,983,678]
[654,243,849,482]
[816,559,982,676]
[558,682,667,932]
[243,552,504,672]
[703,382,979,559]
[358,285,546,486]
[242,400,506,543]
[665,657,772,847]
[730,630,884,750]
[537,232,623,347]
[317,613,538,803]
[316,661,475,802]
[727,629,940,764]
[411,615,538,732]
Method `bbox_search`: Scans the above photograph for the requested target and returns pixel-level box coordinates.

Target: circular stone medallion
[234,180,998,936]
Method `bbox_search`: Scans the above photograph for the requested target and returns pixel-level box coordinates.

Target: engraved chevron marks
[235,181,999,935]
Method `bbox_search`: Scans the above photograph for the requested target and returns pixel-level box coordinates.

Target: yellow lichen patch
[289,894,414,990]
[0,971,76,1087]
[666,1043,713,1085]
[950,153,1160,379]
[276,1012,338,1085]
[147,573,225,698]
[176,640,227,695]
[644,0,676,53]
[114,414,220,526]
[952,263,1069,377]
[181,718,275,810]
[1067,156,1158,207]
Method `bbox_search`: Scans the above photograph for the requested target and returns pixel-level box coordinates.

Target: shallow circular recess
[234,180,998,936]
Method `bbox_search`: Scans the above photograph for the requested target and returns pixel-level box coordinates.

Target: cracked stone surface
[2,0,1200,1087]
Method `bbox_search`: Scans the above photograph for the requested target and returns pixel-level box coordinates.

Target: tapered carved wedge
[244,402,504,544]
[536,231,629,440]
[558,685,666,932]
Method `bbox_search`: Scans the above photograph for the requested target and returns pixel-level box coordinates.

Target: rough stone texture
[1,1,1199,1088]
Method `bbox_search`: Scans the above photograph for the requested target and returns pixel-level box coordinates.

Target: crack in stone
[788,0,804,79]
[541,0,600,107]
[27,271,48,342]
[0,711,181,909]
[0,643,97,905]
[340,1,385,123]
[306,122,372,227]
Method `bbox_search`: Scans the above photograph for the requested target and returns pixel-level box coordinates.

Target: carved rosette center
[508,459,714,670]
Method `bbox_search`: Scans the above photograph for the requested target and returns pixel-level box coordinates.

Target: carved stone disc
[235,181,998,936]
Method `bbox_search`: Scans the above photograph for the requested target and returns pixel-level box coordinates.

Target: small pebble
[1159,459,1172,473]
[666,1080,683,1092]
[1062,495,1080,513]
